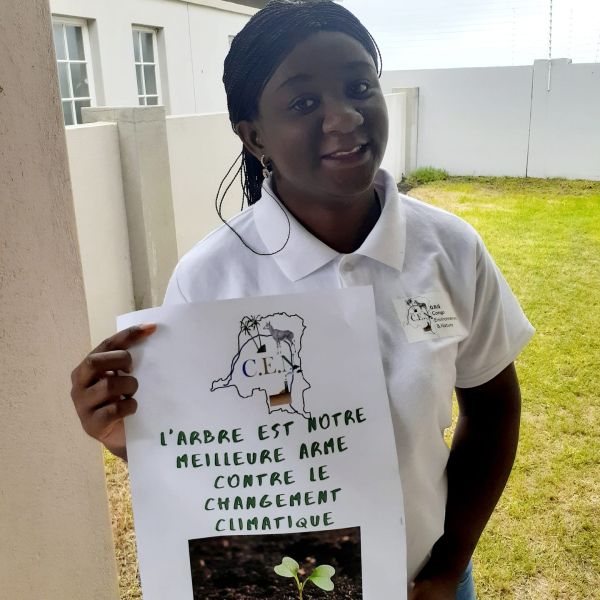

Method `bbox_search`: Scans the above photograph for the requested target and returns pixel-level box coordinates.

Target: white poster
[118,287,406,600]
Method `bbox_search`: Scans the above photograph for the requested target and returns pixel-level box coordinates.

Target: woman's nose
[322,101,364,135]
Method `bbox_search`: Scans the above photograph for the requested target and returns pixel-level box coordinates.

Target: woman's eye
[349,81,372,96]
[290,97,317,112]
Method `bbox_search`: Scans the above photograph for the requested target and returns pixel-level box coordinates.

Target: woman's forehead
[264,31,377,93]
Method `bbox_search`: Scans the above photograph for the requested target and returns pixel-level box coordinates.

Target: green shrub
[406,166,449,186]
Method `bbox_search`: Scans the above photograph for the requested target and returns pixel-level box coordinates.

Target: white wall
[528,59,600,180]
[66,122,135,346]
[50,0,253,115]
[380,92,406,182]
[381,60,600,180]
[381,65,533,177]
[166,112,244,257]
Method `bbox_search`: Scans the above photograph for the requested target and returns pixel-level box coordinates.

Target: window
[52,18,94,125]
[132,27,161,106]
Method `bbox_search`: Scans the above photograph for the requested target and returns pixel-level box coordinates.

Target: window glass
[143,65,157,95]
[53,20,94,125]
[133,27,162,107]
[58,62,71,97]
[65,25,85,60]
[141,32,154,62]
[53,24,66,60]
[70,63,90,97]
[136,65,144,95]
[74,99,91,124]
[62,100,74,125]
[132,30,140,62]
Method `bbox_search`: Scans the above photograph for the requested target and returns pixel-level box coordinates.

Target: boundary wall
[381,59,600,180]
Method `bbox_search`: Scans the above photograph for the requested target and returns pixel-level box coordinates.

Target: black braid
[215,0,382,252]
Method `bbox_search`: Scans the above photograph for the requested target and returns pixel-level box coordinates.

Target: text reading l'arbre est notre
[159,407,368,469]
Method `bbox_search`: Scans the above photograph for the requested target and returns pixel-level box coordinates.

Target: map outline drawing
[210,312,312,419]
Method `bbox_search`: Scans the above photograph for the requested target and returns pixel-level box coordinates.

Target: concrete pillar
[0,1,119,598]
[392,87,420,176]
[82,106,179,309]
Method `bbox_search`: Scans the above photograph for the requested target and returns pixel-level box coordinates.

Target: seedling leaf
[310,565,335,578]
[274,556,299,578]
[308,564,335,591]
[309,576,335,591]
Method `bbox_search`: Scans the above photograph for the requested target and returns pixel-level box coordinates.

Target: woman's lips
[321,144,370,166]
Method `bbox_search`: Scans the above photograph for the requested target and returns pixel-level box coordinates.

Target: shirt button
[341,262,354,274]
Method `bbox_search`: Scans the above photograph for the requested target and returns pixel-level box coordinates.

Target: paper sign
[118,287,406,600]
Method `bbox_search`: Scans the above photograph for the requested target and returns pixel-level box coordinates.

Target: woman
[71,2,534,598]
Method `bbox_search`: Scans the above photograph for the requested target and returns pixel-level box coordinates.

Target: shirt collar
[253,168,406,282]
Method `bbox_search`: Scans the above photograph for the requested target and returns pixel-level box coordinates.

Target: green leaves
[274,556,300,578]
[307,564,335,591]
[274,556,336,597]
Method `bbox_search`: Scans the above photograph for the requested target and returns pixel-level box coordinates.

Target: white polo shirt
[163,168,534,581]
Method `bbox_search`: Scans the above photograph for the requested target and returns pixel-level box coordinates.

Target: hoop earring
[260,155,271,179]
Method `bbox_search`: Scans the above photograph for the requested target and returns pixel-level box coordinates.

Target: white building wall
[66,122,135,346]
[50,0,253,115]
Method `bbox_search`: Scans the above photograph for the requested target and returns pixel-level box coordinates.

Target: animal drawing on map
[263,321,295,353]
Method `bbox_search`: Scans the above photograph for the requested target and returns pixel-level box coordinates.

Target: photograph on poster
[188,527,362,599]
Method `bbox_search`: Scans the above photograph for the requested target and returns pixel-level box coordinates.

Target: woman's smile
[321,142,371,168]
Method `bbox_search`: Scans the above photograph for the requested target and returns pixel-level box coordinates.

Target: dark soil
[189,527,362,599]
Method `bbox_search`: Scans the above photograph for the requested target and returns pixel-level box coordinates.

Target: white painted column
[0,1,119,598]
[83,106,179,308]
[392,87,420,177]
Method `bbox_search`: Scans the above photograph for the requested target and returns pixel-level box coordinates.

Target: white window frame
[52,16,96,125]
[132,26,162,107]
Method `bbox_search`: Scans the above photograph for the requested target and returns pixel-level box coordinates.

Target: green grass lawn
[104,176,600,599]
[411,177,600,599]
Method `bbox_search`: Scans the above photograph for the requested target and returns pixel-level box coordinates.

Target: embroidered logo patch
[394,291,467,343]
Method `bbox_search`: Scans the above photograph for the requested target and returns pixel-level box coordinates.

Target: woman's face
[247,31,388,203]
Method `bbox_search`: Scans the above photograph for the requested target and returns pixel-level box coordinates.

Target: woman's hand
[408,576,457,599]
[70,324,157,461]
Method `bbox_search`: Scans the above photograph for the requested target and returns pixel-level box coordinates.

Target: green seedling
[274,556,335,599]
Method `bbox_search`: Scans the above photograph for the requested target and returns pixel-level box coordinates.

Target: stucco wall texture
[0,1,119,598]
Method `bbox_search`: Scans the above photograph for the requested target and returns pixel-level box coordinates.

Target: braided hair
[219,0,382,209]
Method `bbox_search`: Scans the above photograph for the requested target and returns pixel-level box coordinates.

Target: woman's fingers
[91,323,157,354]
[77,350,133,388]
[89,397,139,442]
[71,324,156,388]
[75,374,138,426]
[89,374,139,405]
[70,323,156,448]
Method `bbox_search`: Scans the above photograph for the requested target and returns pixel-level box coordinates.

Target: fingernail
[137,323,157,333]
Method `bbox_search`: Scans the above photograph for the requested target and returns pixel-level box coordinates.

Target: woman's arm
[410,362,521,599]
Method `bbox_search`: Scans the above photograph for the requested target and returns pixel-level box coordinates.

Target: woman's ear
[235,120,265,161]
